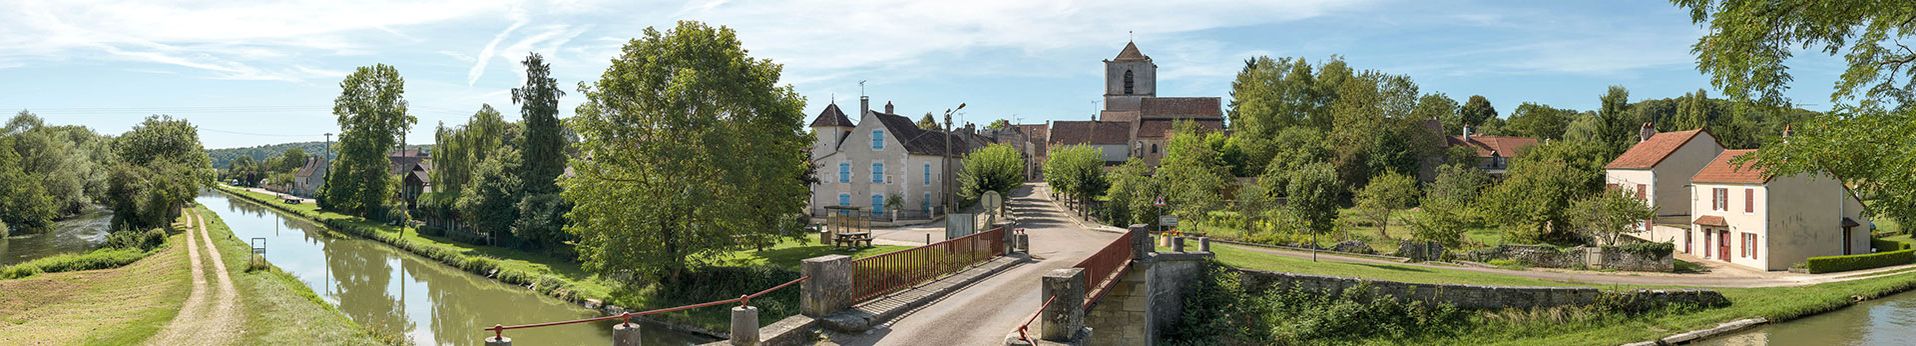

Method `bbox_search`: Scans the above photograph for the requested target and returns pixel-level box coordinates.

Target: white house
[1606,125,1725,245]
[1686,149,1869,271]
[808,97,978,219]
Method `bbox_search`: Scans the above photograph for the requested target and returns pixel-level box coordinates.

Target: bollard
[1127,225,1150,259]
[1040,268,1087,342]
[1171,236,1186,253]
[1199,237,1211,252]
[800,255,852,317]
[612,321,641,346]
[485,336,511,346]
[1015,233,1031,253]
[730,305,761,345]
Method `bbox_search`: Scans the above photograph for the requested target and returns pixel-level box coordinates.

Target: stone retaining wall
[1467,244,1673,272]
[1233,269,1725,310]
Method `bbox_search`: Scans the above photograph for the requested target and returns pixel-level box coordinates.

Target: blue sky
[0,0,1849,149]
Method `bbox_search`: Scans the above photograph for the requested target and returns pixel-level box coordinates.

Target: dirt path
[149,208,243,345]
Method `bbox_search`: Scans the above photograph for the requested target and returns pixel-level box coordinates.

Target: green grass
[0,214,193,345]
[193,204,391,345]
[1187,208,1508,255]
[1200,243,1583,287]
[0,247,150,279]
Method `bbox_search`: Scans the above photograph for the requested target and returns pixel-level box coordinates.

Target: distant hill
[207,142,432,169]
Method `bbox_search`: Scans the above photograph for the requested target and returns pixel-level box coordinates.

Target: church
[1045,41,1225,167]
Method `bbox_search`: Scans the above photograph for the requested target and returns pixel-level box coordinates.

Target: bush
[1163,261,1469,344]
[1612,242,1674,258]
[1804,249,1916,274]
[0,248,149,279]
[1871,238,1914,252]
[105,228,168,251]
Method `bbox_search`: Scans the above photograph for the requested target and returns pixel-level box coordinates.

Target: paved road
[1221,242,1916,288]
[829,183,1119,345]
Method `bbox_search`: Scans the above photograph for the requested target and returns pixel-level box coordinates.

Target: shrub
[1163,261,1469,344]
[1804,249,1916,274]
[104,228,167,251]
[1612,242,1675,258]
[0,248,149,279]
[1871,238,1913,252]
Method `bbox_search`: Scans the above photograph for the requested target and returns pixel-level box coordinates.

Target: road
[828,183,1120,345]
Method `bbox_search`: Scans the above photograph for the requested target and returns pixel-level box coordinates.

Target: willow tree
[564,21,810,282]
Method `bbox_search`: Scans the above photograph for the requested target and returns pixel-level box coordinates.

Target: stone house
[1606,125,1725,245]
[1686,149,1869,271]
[388,149,431,209]
[809,97,974,219]
[1445,129,1537,178]
[292,157,328,198]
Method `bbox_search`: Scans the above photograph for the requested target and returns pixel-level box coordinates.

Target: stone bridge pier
[1011,226,1215,345]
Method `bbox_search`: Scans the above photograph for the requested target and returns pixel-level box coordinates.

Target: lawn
[1185,208,1508,255]
[0,212,194,344]
[1192,243,1584,287]
[194,204,389,345]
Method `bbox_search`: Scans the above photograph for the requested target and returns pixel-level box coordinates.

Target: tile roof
[1606,129,1711,169]
[1049,120,1133,146]
[1137,118,1224,139]
[1139,97,1222,118]
[872,111,970,157]
[809,103,854,128]
[1693,215,1727,227]
[1691,149,1768,184]
[1447,135,1538,158]
[1113,41,1149,62]
[294,157,326,178]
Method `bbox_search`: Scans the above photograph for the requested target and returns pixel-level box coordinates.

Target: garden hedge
[1871,238,1914,252]
[1804,248,1916,274]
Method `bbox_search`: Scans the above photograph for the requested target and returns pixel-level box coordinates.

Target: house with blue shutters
[808,96,985,220]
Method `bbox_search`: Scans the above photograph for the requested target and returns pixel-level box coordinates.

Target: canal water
[197,190,711,345]
[1697,290,1916,345]
[0,206,113,266]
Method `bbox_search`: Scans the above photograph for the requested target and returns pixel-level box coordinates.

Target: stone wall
[1467,244,1673,272]
[1234,269,1725,310]
[1083,251,1212,345]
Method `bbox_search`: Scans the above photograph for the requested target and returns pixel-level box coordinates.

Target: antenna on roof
[831,92,836,104]
[1129,30,1134,42]
[858,80,867,97]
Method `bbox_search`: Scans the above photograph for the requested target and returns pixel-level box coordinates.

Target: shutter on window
[1745,189,1753,213]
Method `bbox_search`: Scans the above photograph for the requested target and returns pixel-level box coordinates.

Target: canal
[1697,290,1916,345]
[197,190,712,345]
[0,206,113,266]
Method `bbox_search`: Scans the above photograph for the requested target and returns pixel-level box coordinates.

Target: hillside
[207,142,331,169]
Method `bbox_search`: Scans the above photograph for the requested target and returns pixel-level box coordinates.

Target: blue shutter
[838,193,850,206]
[872,194,885,215]
[872,130,884,150]
[923,163,931,186]
[838,163,850,183]
[922,193,931,213]
[872,163,884,183]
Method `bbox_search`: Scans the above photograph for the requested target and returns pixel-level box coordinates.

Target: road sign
[1159,215,1179,227]
[1152,196,1166,207]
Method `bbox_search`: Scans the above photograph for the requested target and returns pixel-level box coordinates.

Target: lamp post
[943,103,966,214]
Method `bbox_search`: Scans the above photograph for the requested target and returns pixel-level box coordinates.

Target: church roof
[1139,97,1222,118]
[1113,41,1150,62]
[1049,120,1132,146]
[809,103,854,127]
[1137,118,1224,139]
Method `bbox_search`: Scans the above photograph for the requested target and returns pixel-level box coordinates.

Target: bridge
[478,184,1209,346]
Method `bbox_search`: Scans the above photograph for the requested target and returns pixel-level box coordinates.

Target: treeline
[207,141,330,169]
[221,147,311,188]
[0,111,212,235]
[414,54,572,252]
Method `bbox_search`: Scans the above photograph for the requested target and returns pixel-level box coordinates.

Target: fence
[481,276,805,342]
[1015,231,1137,343]
[850,227,1006,302]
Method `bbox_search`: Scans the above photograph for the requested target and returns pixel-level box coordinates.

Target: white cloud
[469,20,529,86]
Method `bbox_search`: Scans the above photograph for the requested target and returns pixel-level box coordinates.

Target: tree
[564,21,812,282]
[1596,85,1637,154]
[1568,189,1655,246]
[514,53,567,196]
[1460,95,1497,129]
[1043,145,1107,215]
[1413,93,1462,136]
[1675,0,1916,110]
[458,147,523,241]
[1228,56,1324,172]
[320,64,416,218]
[1408,164,1488,248]
[1673,89,1712,130]
[0,136,55,233]
[431,104,513,196]
[1477,141,1607,243]
[271,147,310,173]
[1286,162,1341,237]
[1354,172,1417,240]
[917,113,940,130]
[986,119,1011,131]
[513,192,571,250]
[106,115,211,230]
[958,144,1024,204]
[1157,121,1231,220]
[1257,126,1331,194]
[8,111,107,216]
[1103,158,1158,227]
[1504,102,1578,140]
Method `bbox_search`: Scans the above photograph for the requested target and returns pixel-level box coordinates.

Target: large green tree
[1286,162,1342,236]
[1460,95,1497,129]
[514,53,567,196]
[1157,121,1232,221]
[564,21,811,282]
[1103,158,1159,227]
[1504,102,1578,140]
[106,115,211,230]
[7,111,108,216]
[958,144,1024,204]
[0,136,55,233]
[1043,144,1107,216]
[1568,189,1656,246]
[320,64,416,218]
[1477,141,1608,243]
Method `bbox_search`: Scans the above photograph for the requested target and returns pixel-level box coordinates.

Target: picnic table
[280,195,303,204]
[833,231,873,248]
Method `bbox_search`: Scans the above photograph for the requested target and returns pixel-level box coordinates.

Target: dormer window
[1123,70,1135,95]
[872,130,885,150]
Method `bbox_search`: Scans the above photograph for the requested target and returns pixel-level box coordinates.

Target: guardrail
[850,227,1006,302]
[1013,231,1136,344]
[482,276,806,342]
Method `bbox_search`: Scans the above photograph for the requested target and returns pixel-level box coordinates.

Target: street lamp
[943,103,966,214]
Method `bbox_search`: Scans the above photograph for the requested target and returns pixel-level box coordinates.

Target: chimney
[964,123,976,135]
[884,101,894,114]
[1639,122,1656,142]
[1461,126,1472,140]
[860,96,871,116]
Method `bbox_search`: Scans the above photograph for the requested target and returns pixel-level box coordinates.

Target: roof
[871,111,971,157]
[1139,97,1222,118]
[809,103,854,128]
[1691,149,1768,184]
[294,157,326,178]
[1447,135,1538,158]
[388,155,426,176]
[1693,215,1728,227]
[1606,129,1711,169]
[1015,124,1048,142]
[1137,118,1224,139]
[1049,120,1132,146]
[1113,41,1150,62]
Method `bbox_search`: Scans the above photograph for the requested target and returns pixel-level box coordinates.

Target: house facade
[1048,41,1224,166]
[292,157,328,198]
[1685,149,1869,271]
[809,98,973,219]
[1606,126,1725,244]
[388,149,431,209]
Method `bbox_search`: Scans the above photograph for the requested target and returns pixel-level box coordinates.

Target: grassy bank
[1193,241,1916,345]
[215,184,907,331]
[0,213,194,344]
[192,204,390,344]
[1185,208,1507,255]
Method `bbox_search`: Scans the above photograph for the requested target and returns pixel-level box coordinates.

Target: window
[1740,233,1759,259]
[923,163,931,186]
[1635,184,1646,201]
[838,163,850,183]
[1744,188,1754,213]
[1123,70,1135,95]
[872,130,885,150]
[871,194,885,215]
[872,163,885,183]
[1712,188,1728,211]
[1151,143,1158,154]
[922,193,931,213]
[838,193,851,206]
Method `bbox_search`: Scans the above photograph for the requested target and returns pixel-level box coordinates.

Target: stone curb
[820,254,1031,332]
[1620,317,1767,346]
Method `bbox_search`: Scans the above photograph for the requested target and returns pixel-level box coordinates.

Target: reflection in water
[0,206,114,266]
[198,191,710,345]
[1697,290,1916,346]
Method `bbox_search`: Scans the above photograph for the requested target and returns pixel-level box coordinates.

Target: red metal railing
[1013,231,1137,344]
[851,227,1006,302]
[482,276,806,341]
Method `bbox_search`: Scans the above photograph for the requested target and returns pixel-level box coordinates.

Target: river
[197,190,711,345]
[0,206,114,266]
[1697,290,1916,345]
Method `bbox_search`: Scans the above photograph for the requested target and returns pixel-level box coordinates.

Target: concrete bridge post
[612,321,640,346]
[484,336,511,346]
[1041,268,1087,342]
[801,255,852,317]
[730,306,761,345]
[1128,225,1150,259]
[1170,236,1185,253]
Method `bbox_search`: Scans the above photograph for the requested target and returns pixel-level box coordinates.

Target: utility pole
[323,133,333,161]
[943,103,966,215]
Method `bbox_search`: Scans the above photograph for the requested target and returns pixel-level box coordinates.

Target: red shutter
[1636,184,1647,201]
[1744,189,1754,213]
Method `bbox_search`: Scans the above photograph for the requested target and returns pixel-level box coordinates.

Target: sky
[0,0,1851,149]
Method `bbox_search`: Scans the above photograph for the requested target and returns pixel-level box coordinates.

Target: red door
[1718,231,1730,260]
